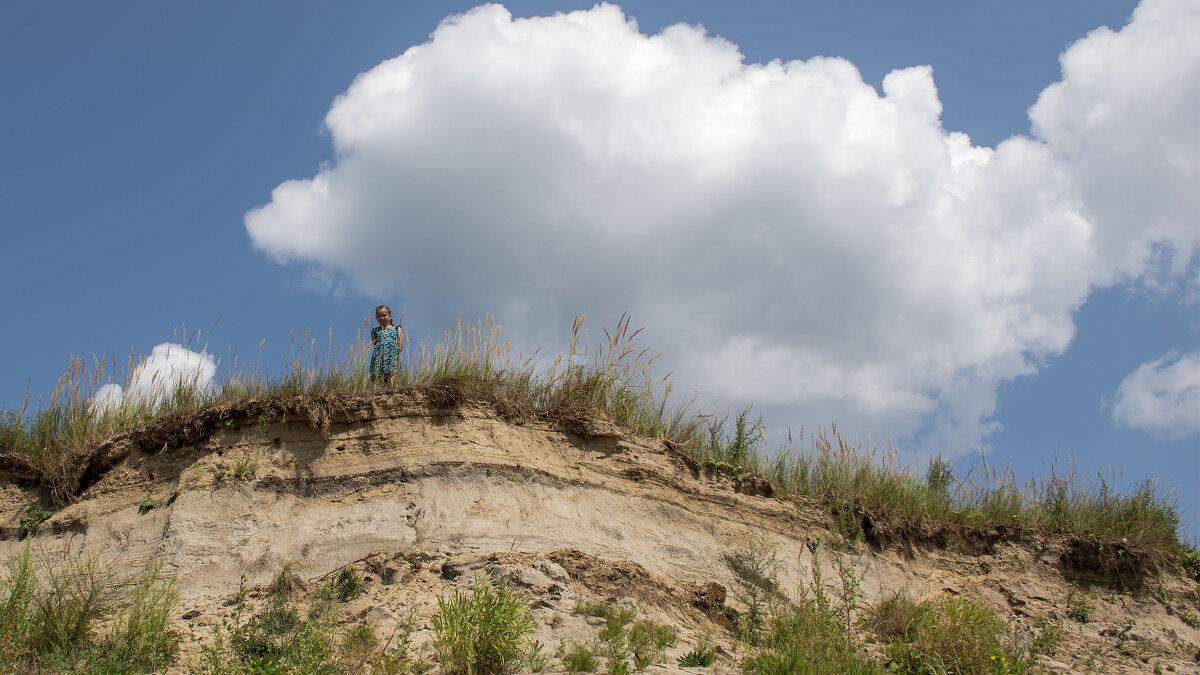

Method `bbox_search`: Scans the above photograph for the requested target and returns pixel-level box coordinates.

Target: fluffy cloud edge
[1112,350,1200,438]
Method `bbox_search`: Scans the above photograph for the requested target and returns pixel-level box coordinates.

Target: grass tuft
[561,638,600,672]
[867,592,1033,675]
[431,574,537,675]
[571,600,675,672]
[676,634,717,667]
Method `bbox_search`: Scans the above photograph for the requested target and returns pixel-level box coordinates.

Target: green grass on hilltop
[0,315,1190,567]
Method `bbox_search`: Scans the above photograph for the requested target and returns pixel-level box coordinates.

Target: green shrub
[24,546,117,659]
[865,592,926,642]
[196,576,342,674]
[743,601,882,675]
[231,455,257,482]
[0,544,180,673]
[91,562,181,672]
[1026,616,1063,659]
[0,544,38,664]
[431,574,536,675]
[1179,608,1199,628]
[926,456,956,498]
[598,607,634,642]
[727,533,782,644]
[870,593,1030,675]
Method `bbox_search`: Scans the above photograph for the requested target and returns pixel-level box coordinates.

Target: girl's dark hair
[376,304,391,314]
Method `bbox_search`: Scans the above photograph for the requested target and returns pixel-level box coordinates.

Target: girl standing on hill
[370,305,403,386]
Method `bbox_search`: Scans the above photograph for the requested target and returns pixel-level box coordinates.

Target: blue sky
[3,1,1197,537]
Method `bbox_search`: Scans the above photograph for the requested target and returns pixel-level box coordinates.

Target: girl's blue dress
[370,325,400,378]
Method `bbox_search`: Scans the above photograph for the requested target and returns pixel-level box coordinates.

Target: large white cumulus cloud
[90,343,216,413]
[1113,351,1200,438]
[245,1,1200,453]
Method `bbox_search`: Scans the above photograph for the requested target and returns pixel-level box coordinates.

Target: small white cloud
[1113,351,1200,438]
[90,343,216,414]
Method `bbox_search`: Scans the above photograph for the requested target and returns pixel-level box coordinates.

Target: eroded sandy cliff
[2,392,1198,673]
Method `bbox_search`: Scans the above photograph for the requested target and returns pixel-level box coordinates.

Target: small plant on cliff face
[335,568,364,601]
[701,408,763,468]
[99,560,181,671]
[231,454,257,482]
[561,638,600,672]
[727,532,781,645]
[1024,616,1063,659]
[1180,548,1200,582]
[1066,586,1093,623]
[255,412,272,443]
[629,619,676,663]
[196,573,354,674]
[741,539,885,675]
[18,505,53,539]
[372,615,431,675]
[432,574,536,675]
[571,601,674,671]
[676,634,716,667]
[342,622,376,660]
[706,458,752,481]
[316,567,365,603]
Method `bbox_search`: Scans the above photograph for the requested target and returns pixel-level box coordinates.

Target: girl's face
[376,308,391,325]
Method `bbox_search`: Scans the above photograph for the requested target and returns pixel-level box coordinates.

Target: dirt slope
[2,392,1198,673]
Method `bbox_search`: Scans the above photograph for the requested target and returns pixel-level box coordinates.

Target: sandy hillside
[2,391,1198,673]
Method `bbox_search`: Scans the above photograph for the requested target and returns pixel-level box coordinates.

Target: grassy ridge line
[0,315,1188,562]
